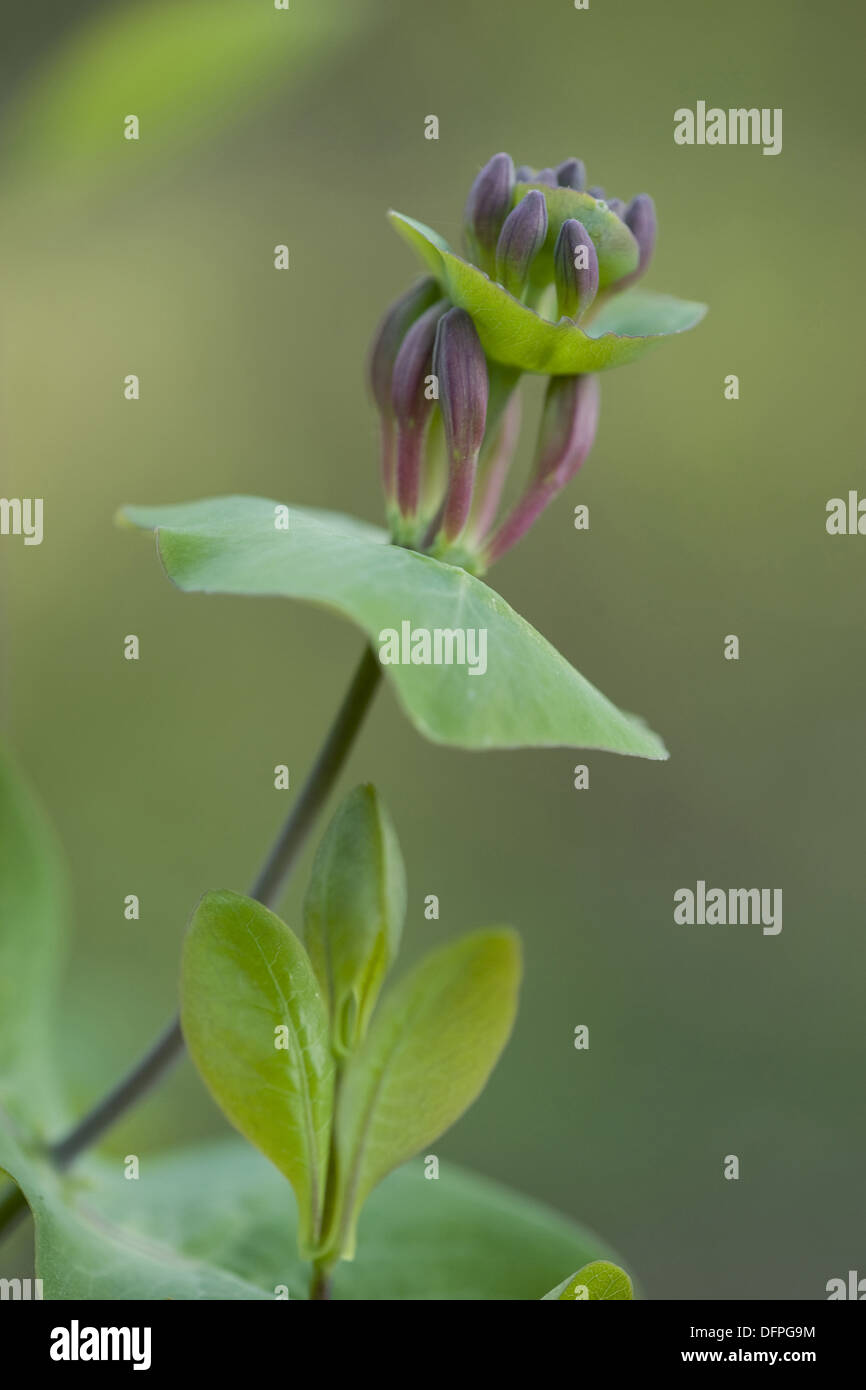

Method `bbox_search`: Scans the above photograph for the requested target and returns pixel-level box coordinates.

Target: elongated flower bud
[495,190,548,298]
[624,193,656,276]
[553,219,599,322]
[556,157,586,191]
[304,785,406,1057]
[464,152,514,273]
[368,277,441,501]
[484,374,600,566]
[433,307,489,542]
[391,298,448,518]
[533,373,600,490]
[606,197,626,218]
[532,166,558,187]
[514,164,534,182]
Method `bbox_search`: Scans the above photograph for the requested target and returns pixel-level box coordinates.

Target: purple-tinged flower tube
[390,298,449,521]
[624,193,657,277]
[464,152,514,274]
[606,197,626,218]
[368,277,441,503]
[466,388,522,546]
[433,308,489,543]
[556,157,586,190]
[484,374,600,566]
[553,219,599,322]
[495,190,548,299]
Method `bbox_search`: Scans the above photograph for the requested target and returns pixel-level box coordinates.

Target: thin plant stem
[0,643,382,1241]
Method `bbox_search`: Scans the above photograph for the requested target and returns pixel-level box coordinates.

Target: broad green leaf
[542,1258,634,1300]
[0,749,66,1129]
[180,890,334,1256]
[389,211,706,375]
[119,496,668,759]
[304,785,406,1057]
[327,929,521,1259]
[5,1136,620,1299]
[2,0,368,190]
[0,1125,269,1300]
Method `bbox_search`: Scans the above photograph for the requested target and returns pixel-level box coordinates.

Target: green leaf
[326,929,521,1259]
[5,1135,620,1299]
[388,211,706,375]
[304,785,406,1057]
[2,0,369,190]
[0,749,66,1129]
[0,1127,270,1300]
[119,496,668,759]
[180,890,335,1256]
[542,1258,634,1300]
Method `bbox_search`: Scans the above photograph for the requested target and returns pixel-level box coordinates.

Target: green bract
[389,211,706,375]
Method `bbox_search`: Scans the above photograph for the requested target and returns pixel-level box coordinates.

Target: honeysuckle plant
[0,149,704,1300]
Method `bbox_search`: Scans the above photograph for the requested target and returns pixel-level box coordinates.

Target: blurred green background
[1,0,863,1299]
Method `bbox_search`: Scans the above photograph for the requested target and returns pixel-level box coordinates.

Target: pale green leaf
[180,890,334,1256]
[0,1126,269,1300]
[119,496,669,759]
[327,929,521,1258]
[304,785,406,1057]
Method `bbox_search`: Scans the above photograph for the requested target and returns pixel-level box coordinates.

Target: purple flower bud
[464,153,515,272]
[368,277,441,500]
[587,185,606,200]
[606,197,626,218]
[556,157,586,191]
[624,193,657,277]
[553,219,599,322]
[514,164,534,182]
[433,308,489,542]
[391,299,448,518]
[495,190,548,298]
[484,374,600,566]
[532,167,558,187]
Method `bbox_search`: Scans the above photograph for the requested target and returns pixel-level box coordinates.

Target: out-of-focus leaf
[180,890,334,1255]
[0,748,66,1129]
[326,929,521,1258]
[97,1139,617,1299]
[2,0,369,188]
[0,1125,269,1300]
[119,496,669,759]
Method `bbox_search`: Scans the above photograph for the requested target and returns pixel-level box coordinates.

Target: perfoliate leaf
[180,890,334,1256]
[325,929,521,1259]
[304,784,406,1056]
[0,748,66,1129]
[542,1259,634,1300]
[388,211,706,375]
[119,496,668,760]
